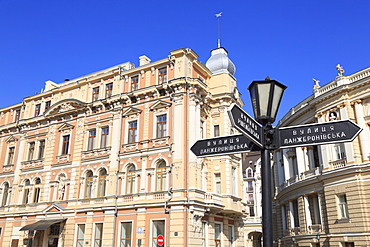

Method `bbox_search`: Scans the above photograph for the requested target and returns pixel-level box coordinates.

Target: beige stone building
[0,47,253,247]
[273,65,370,246]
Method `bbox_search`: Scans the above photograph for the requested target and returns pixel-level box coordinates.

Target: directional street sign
[190,134,260,158]
[228,104,263,148]
[278,120,362,148]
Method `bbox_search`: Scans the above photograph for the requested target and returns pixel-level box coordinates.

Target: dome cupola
[206,47,236,76]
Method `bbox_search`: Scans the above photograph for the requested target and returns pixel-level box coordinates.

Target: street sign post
[278,120,362,148]
[228,104,263,148]
[190,134,260,158]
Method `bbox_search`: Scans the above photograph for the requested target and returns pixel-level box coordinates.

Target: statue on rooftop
[336,64,344,76]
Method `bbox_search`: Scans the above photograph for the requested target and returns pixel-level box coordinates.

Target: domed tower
[205,47,240,100]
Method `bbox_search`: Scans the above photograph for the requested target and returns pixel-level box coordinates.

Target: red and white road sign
[157,235,164,246]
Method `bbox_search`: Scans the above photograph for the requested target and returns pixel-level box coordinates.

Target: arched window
[156,160,167,191]
[1,182,9,206]
[23,179,31,204]
[33,178,41,203]
[247,168,253,178]
[97,169,107,197]
[85,171,94,198]
[126,164,136,194]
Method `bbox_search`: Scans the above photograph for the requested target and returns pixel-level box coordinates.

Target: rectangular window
[15,109,21,122]
[214,125,220,137]
[338,194,349,219]
[35,104,41,116]
[292,199,300,227]
[214,223,221,247]
[105,83,113,98]
[76,224,85,247]
[45,101,51,112]
[228,225,234,247]
[152,220,165,247]
[156,115,167,138]
[38,140,45,160]
[28,142,35,161]
[131,76,139,91]
[247,181,253,192]
[7,147,15,165]
[158,67,167,84]
[120,222,132,247]
[232,167,236,195]
[23,187,30,204]
[248,194,254,204]
[92,87,100,101]
[128,121,137,143]
[88,129,96,150]
[215,173,221,194]
[334,143,346,160]
[33,187,40,203]
[249,206,255,217]
[100,127,109,148]
[61,135,70,155]
[49,224,60,235]
[201,222,207,247]
[94,223,103,247]
[308,194,321,224]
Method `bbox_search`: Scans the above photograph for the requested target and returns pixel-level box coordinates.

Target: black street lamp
[248,78,287,247]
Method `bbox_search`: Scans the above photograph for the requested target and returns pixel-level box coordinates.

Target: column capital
[351,99,362,106]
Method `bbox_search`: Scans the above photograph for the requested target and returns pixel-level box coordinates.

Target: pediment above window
[150,100,171,111]
[45,99,87,117]
[58,123,74,132]
[5,135,18,144]
[122,107,142,117]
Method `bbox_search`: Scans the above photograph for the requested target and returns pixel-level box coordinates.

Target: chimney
[139,55,151,66]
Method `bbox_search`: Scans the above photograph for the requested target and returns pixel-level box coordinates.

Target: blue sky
[1,0,369,122]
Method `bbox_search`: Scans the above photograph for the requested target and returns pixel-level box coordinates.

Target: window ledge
[335,218,351,224]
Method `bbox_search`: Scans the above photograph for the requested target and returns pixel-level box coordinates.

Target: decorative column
[315,112,328,169]
[317,192,324,231]
[352,100,370,161]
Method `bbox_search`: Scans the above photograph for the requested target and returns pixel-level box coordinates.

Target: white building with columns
[273,65,370,246]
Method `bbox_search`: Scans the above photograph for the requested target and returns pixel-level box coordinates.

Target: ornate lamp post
[248,78,287,247]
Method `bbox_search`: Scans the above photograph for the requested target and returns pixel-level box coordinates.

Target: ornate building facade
[0,47,249,247]
[273,66,370,246]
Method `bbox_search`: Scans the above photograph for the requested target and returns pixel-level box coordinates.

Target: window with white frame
[97,169,107,197]
[131,76,139,91]
[231,167,237,196]
[201,221,207,247]
[22,179,31,204]
[27,142,35,161]
[120,222,132,247]
[100,127,109,148]
[247,181,253,192]
[126,164,136,194]
[84,171,93,198]
[87,129,96,150]
[7,146,15,165]
[228,225,234,247]
[156,114,167,138]
[292,199,300,227]
[156,160,167,191]
[214,173,221,194]
[45,100,51,112]
[92,87,100,101]
[247,168,253,177]
[105,83,113,98]
[152,220,165,247]
[158,67,167,84]
[61,135,70,155]
[14,109,21,122]
[214,223,222,247]
[214,125,220,137]
[334,143,346,160]
[33,178,41,203]
[38,140,45,160]
[94,223,103,247]
[76,224,85,247]
[308,194,321,224]
[1,182,9,206]
[128,121,137,143]
[338,194,349,219]
[34,104,41,116]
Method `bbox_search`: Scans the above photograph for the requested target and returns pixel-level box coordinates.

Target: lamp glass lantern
[248,79,287,125]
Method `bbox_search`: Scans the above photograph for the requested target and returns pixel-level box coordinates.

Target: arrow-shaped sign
[190,134,260,158]
[228,104,263,148]
[278,120,362,148]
